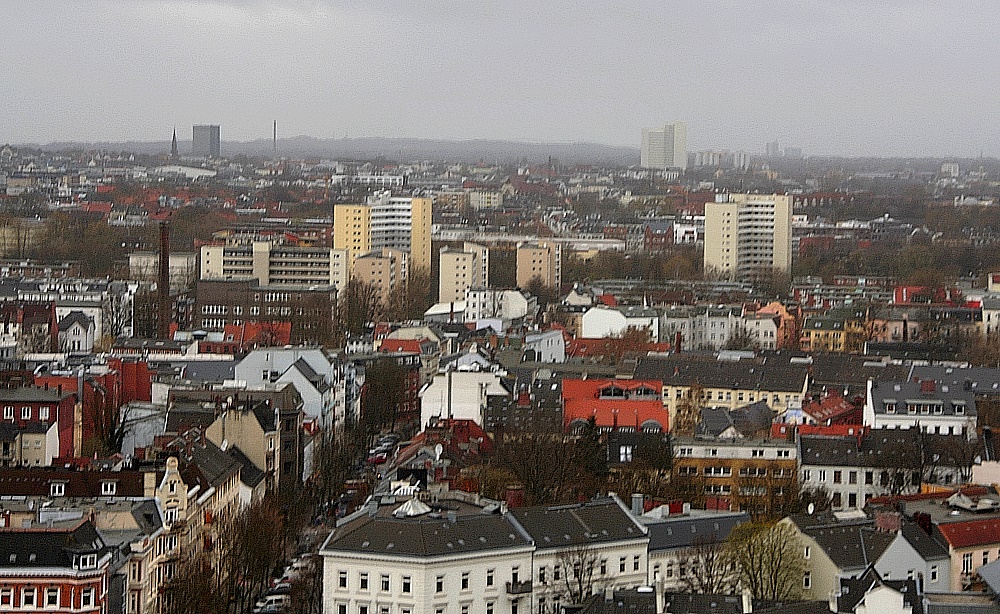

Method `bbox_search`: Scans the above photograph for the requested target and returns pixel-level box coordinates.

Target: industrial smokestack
[158,221,171,339]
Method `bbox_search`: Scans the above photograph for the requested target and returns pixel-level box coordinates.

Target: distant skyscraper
[192,124,221,157]
[170,128,178,159]
[766,141,781,158]
[641,122,687,171]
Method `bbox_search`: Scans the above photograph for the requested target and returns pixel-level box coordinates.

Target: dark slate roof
[837,566,921,613]
[801,522,895,571]
[131,499,163,534]
[325,511,531,557]
[577,588,657,614]
[0,468,146,498]
[0,520,106,568]
[870,380,977,416]
[175,360,236,382]
[0,387,74,403]
[290,357,330,393]
[0,422,18,442]
[661,594,744,614]
[752,601,833,614]
[900,522,950,561]
[697,407,735,437]
[250,401,277,432]
[57,310,93,332]
[634,355,808,393]
[643,512,749,552]
[730,400,775,437]
[189,441,241,488]
[798,430,922,469]
[910,365,1000,396]
[165,406,215,433]
[511,497,646,550]
[808,354,911,389]
[228,445,265,488]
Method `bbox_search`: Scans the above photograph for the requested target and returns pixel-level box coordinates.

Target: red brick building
[0,388,77,459]
[0,520,111,613]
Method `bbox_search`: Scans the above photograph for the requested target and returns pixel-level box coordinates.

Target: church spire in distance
[170,127,178,159]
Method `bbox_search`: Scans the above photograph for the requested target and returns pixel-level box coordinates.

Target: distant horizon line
[5,135,998,162]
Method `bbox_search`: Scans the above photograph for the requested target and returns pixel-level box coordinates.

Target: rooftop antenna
[273,120,277,159]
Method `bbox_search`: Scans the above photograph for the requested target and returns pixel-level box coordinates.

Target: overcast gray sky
[3,0,998,157]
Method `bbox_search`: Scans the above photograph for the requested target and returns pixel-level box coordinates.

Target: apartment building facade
[704,193,792,282]
[200,241,348,289]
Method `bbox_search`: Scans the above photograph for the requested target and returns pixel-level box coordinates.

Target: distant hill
[30,136,640,166]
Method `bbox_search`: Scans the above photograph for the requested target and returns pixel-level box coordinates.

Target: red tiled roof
[379,339,423,354]
[938,518,1000,549]
[562,378,668,432]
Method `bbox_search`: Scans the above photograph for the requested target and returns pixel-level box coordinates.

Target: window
[0,588,10,607]
[511,602,518,614]
[436,575,444,593]
[338,570,348,588]
[486,602,494,614]
[619,445,633,463]
[360,572,368,590]
[39,407,49,421]
[81,588,95,607]
[803,469,811,481]
[803,572,811,589]
[22,588,36,607]
[619,557,626,572]
[849,471,858,484]
[963,552,974,573]
[50,482,65,497]
[79,554,97,569]
[511,567,519,583]
[865,471,874,485]
[848,493,858,508]
[101,481,117,496]
[832,493,842,508]
[833,470,842,484]
[402,576,411,593]
[381,574,390,592]
[339,605,348,614]
[553,565,561,581]
[360,607,369,614]
[985,551,991,566]
[930,565,938,582]
[818,470,827,482]
[804,546,811,559]
[600,559,607,575]
[486,569,494,587]
[461,572,469,590]
[21,406,30,420]
[45,587,58,607]
[539,567,546,584]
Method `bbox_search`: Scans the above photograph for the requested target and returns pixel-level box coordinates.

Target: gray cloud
[2,0,998,156]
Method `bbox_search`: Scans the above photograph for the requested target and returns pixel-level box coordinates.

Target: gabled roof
[57,310,93,332]
[643,512,748,552]
[937,517,1000,549]
[288,357,330,393]
[634,355,808,393]
[227,445,265,488]
[837,566,921,613]
[798,430,922,469]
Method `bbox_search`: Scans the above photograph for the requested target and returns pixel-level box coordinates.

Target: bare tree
[492,432,586,505]
[559,544,599,605]
[677,533,738,594]
[726,521,804,601]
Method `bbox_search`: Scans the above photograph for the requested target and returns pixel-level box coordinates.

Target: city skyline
[4,1,1000,157]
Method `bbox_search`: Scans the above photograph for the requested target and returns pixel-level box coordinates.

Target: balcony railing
[506,581,532,595]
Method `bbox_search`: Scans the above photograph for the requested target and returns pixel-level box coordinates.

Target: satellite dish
[434,444,444,461]
[807,503,815,515]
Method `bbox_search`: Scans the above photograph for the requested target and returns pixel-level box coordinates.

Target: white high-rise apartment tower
[641,122,687,170]
[704,193,792,282]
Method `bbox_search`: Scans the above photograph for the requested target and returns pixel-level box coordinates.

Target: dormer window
[78,553,97,569]
[955,402,966,415]
[101,481,117,496]
[884,401,896,414]
[50,482,65,497]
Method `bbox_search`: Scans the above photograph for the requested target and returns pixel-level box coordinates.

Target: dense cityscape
[3,125,1000,614]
